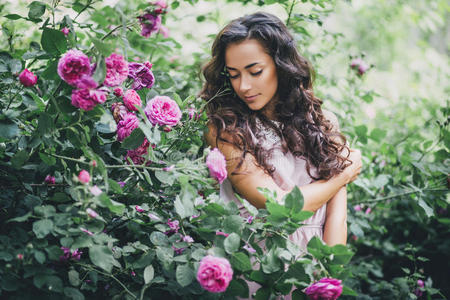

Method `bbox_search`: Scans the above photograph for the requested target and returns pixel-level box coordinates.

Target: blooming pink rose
[61,27,70,36]
[183,235,194,243]
[125,138,150,164]
[113,87,124,97]
[145,96,181,126]
[128,62,155,90]
[117,113,139,142]
[44,175,55,184]
[90,185,102,196]
[167,219,180,233]
[305,278,343,300]
[104,53,129,87]
[58,50,91,86]
[71,88,106,111]
[206,148,227,184]
[86,208,98,218]
[74,75,98,89]
[197,255,233,293]
[123,89,142,111]
[138,13,162,38]
[19,69,38,87]
[78,170,90,183]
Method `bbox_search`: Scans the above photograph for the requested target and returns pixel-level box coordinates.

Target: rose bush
[0,0,447,299]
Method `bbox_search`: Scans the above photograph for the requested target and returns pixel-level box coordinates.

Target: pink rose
[86,208,98,218]
[138,13,162,38]
[196,255,233,293]
[44,175,55,184]
[58,50,91,86]
[153,0,168,14]
[113,87,124,97]
[78,170,90,183]
[123,89,142,111]
[167,219,180,233]
[358,61,370,75]
[18,69,38,87]
[182,235,194,243]
[353,204,362,212]
[117,113,139,142]
[61,27,70,36]
[74,75,98,89]
[206,148,227,184]
[365,207,372,214]
[104,53,129,87]
[305,277,343,300]
[145,96,181,126]
[71,88,106,111]
[135,205,145,212]
[17,254,24,260]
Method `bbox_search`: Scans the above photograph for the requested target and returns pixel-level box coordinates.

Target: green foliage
[0,0,448,299]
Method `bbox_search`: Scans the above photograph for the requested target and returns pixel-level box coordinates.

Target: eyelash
[229,70,262,79]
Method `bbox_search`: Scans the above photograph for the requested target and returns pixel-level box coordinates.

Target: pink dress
[220,119,327,251]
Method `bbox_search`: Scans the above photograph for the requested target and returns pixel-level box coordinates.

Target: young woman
[201,12,362,250]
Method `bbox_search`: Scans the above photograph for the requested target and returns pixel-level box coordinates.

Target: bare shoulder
[322,109,340,132]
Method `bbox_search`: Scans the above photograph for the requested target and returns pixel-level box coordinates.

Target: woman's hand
[342,148,362,184]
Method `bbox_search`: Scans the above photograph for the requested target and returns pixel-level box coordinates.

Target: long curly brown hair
[200,12,350,180]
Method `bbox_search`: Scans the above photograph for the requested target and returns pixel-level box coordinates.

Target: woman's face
[225,39,278,118]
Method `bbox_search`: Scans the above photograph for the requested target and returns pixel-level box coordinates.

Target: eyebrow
[226,62,261,70]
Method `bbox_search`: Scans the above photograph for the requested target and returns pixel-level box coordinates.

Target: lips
[244,94,259,101]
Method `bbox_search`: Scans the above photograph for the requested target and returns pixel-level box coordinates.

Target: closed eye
[229,70,262,80]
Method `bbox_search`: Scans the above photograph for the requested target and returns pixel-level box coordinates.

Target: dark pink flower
[197,255,233,293]
[131,271,136,276]
[353,204,362,211]
[182,235,194,243]
[75,75,98,89]
[128,62,155,90]
[123,89,142,111]
[153,0,168,14]
[215,231,229,237]
[104,53,129,87]
[113,87,124,97]
[188,107,199,120]
[71,88,106,111]
[365,207,372,215]
[172,246,185,255]
[305,277,343,300]
[246,215,254,224]
[61,27,70,36]
[19,69,38,87]
[78,170,90,183]
[167,219,180,233]
[117,113,139,142]
[145,96,181,126]
[118,181,126,188]
[58,50,91,86]
[44,175,55,184]
[163,126,172,132]
[86,208,98,218]
[138,13,161,38]
[71,249,82,260]
[415,279,425,297]
[17,253,24,260]
[135,205,145,213]
[125,138,151,165]
[243,244,256,254]
[350,58,363,69]
[206,148,227,184]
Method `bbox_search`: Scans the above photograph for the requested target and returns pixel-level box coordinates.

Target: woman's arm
[323,186,347,245]
[204,122,361,212]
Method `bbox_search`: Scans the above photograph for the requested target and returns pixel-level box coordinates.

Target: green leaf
[96,110,117,133]
[3,14,23,20]
[176,264,194,287]
[255,287,270,300]
[144,265,154,284]
[92,55,106,85]
[11,150,29,169]
[50,192,71,203]
[417,198,434,218]
[92,39,113,57]
[0,122,20,140]
[174,195,194,219]
[28,1,46,19]
[7,211,32,223]
[64,287,85,300]
[155,170,176,185]
[369,128,387,142]
[284,186,304,214]
[224,233,241,254]
[99,194,125,214]
[231,252,252,272]
[33,219,54,238]
[261,247,281,274]
[223,215,243,233]
[33,275,63,292]
[34,250,46,264]
[355,125,368,144]
[41,28,67,55]
[68,270,81,286]
[38,112,53,135]
[39,152,56,166]
[341,285,358,296]
[292,289,308,300]
[89,245,118,273]
[329,244,354,265]
[122,128,145,150]
[225,279,249,298]
[0,251,13,261]
[150,231,169,246]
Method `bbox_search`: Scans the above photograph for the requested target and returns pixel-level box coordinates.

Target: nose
[239,75,251,92]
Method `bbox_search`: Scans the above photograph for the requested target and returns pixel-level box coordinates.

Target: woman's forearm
[323,187,347,246]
